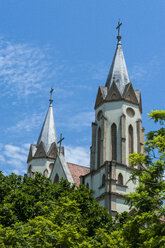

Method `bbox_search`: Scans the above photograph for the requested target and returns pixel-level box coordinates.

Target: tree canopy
[0,110,165,247]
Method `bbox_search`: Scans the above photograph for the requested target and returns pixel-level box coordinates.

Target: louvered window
[129,125,134,154]
[111,123,117,161]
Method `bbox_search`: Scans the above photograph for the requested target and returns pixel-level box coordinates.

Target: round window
[126,107,135,117]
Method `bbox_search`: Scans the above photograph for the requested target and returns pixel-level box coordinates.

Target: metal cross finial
[57,133,64,154]
[116,19,122,43]
[49,88,54,105]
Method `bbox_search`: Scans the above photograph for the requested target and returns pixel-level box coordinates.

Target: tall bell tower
[81,21,145,216]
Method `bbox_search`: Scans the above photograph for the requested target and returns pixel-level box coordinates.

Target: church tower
[81,21,145,216]
[27,89,58,178]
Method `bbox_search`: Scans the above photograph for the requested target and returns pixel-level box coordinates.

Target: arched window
[97,127,101,168]
[54,173,59,184]
[102,174,106,186]
[49,163,54,172]
[129,125,134,154]
[86,183,89,188]
[111,123,117,161]
[118,173,123,185]
[44,169,48,178]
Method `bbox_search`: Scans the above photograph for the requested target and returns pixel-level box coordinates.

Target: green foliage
[0,110,164,247]
[121,110,165,247]
[0,172,116,247]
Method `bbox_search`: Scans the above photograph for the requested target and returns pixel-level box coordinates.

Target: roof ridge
[67,162,90,168]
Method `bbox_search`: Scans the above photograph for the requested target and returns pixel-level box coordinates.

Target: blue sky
[0,0,164,175]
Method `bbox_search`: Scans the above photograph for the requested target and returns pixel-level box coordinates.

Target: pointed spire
[105,20,130,94]
[37,89,57,153]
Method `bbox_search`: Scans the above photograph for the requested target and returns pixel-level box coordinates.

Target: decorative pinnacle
[116,19,122,43]
[49,88,54,105]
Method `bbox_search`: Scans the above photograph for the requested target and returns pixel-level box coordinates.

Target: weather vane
[49,88,54,104]
[116,19,122,43]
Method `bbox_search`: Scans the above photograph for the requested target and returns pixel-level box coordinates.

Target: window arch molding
[111,123,117,161]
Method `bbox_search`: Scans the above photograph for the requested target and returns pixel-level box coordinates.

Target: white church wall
[95,101,142,166]
[98,199,105,208]
[28,158,55,177]
[116,197,130,213]
[84,166,106,199]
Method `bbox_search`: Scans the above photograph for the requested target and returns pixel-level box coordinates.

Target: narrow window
[54,173,59,184]
[111,123,117,161]
[118,173,123,185]
[97,127,101,167]
[129,125,134,154]
[44,169,48,178]
[49,163,54,172]
[102,174,106,186]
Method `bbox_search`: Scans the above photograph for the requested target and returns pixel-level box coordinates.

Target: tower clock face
[126,107,135,118]
[97,110,103,120]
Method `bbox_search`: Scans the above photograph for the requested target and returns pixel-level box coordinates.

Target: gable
[135,89,142,113]
[47,142,58,159]
[50,154,74,184]
[105,81,122,101]
[123,83,138,105]
[34,141,47,158]
[95,86,107,109]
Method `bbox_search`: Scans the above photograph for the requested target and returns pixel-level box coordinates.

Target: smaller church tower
[27,88,58,178]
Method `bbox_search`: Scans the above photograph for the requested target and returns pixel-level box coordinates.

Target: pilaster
[121,114,126,164]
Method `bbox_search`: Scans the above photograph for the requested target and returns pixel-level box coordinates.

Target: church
[27,22,145,216]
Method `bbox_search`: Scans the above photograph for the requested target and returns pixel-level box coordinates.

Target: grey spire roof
[37,102,57,153]
[105,41,130,94]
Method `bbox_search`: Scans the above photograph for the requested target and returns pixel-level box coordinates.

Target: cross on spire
[49,88,54,105]
[57,133,64,154]
[116,19,122,43]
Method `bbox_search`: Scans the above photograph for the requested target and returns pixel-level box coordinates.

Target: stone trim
[116,183,128,188]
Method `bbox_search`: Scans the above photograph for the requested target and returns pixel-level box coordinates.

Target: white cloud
[0,143,30,175]
[65,145,90,167]
[8,113,43,133]
[59,111,94,130]
[0,38,53,98]
[129,56,161,84]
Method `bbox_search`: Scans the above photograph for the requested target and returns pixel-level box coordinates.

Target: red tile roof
[67,162,90,187]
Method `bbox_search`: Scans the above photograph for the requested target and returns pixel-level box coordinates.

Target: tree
[0,173,116,247]
[119,110,165,248]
